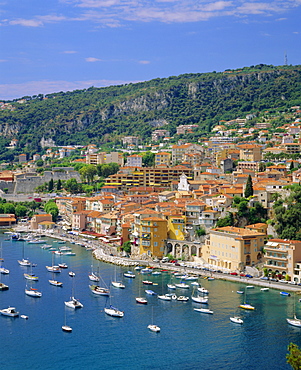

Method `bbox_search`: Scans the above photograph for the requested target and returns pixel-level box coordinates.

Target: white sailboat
[65,277,83,309]
[287,293,301,327]
[46,252,61,273]
[240,289,255,310]
[0,243,9,274]
[25,284,42,297]
[191,287,208,304]
[89,260,100,282]
[24,263,38,281]
[62,307,72,332]
[111,266,125,289]
[104,294,124,317]
[18,242,31,266]
[148,307,160,332]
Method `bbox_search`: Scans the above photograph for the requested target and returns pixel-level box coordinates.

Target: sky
[0,0,301,101]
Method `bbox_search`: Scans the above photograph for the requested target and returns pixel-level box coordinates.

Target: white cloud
[138,60,150,64]
[9,19,43,27]
[62,50,78,54]
[85,57,103,62]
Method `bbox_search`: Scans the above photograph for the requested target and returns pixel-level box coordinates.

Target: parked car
[230,272,238,276]
[240,273,245,277]
[245,274,253,278]
[260,276,269,280]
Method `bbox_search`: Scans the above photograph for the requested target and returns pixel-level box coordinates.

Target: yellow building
[239,144,262,162]
[203,226,265,271]
[138,217,167,258]
[166,213,186,240]
[155,152,171,167]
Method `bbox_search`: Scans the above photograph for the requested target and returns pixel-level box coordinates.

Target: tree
[57,179,62,191]
[44,200,59,222]
[195,227,206,236]
[48,178,54,192]
[287,343,301,369]
[64,178,83,194]
[15,205,27,218]
[244,175,254,198]
[142,152,155,167]
[36,159,44,167]
[122,241,131,255]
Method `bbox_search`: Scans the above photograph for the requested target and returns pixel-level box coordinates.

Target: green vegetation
[273,184,301,240]
[0,65,301,159]
[244,175,254,198]
[287,343,301,369]
[122,241,131,255]
[44,200,59,222]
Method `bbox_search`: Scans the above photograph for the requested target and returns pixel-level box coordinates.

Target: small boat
[135,266,143,271]
[158,294,172,301]
[18,258,31,266]
[49,280,63,287]
[20,315,28,319]
[177,296,189,302]
[63,252,76,256]
[237,291,244,294]
[65,297,83,309]
[239,303,255,310]
[191,282,200,286]
[0,267,9,274]
[69,271,75,277]
[246,285,254,289]
[261,287,269,291]
[0,282,9,291]
[54,251,64,256]
[0,307,19,317]
[287,316,301,327]
[197,287,209,294]
[41,244,52,249]
[46,265,61,273]
[25,287,42,297]
[230,316,243,324]
[184,275,198,281]
[145,289,157,295]
[59,246,72,251]
[28,239,44,244]
[58,263,68,269]
[89,285,110,296]
[280,291,290,297]
[140,268,152,274]
[167,284,176,290]
[191,296,208,304]
[123,271,135,278]
[89,272,100,282]
[175,282,190,289]
[143,280,154,285]
[111,281,125,289]
[136,297,148,304]
[104,305,124,317]
[194,308,213,314]
[24,273,38,281]
[152,271,161,276]
[148,324,160,332]
[207,277,215,281]
[62,325,72,332]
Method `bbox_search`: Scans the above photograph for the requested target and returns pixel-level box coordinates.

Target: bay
[0,233,300,370]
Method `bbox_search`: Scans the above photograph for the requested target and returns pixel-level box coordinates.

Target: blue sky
[0,0,300,100]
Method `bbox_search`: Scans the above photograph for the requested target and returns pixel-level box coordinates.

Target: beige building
[239,144,262,162]
[203,226,265,271]
[31,214,53,230]
[264,239,301,281]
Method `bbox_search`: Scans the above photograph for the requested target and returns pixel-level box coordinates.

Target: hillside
[1,64,301,158]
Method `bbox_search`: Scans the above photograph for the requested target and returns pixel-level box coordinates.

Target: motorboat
[68,271,75,277]
[65,297,83,309]
[148,324,160,332]
[58,263,68,269]
[197,287,209,294]
[111,281,125,289]
[140,268,152,274]
[177,296,189,302]
[49,280,63,287]
[41,244,52,249]
[25,287,42,297]
[190,282,200,286]
[0,266,9,274]
[0,282,9,291]
[287,316,301,327]
[246,285,254,289]
[167,284,176,290]
[63,252,76,256]
[89,285,110,296]
[175,282,190,289]
[136,297,148,304]
[158,294,172,301]
[280,291,290,297]
[104,305,124,317]
[230,316,243,324]
[28,239,44,244]
[46,265,61,273]
[123,271,135,278]
[20,315,29,320]
[261,287,269,291]
[0,307,19,317]
[237,291,244,294]
[152,271,161,276]
[145,289,157,295]
[18,258,31,266]
[62,325,72,332]
[143,280,154,285]
[194,308,213,314]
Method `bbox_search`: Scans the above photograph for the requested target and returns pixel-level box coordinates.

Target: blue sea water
[0,233,300,370]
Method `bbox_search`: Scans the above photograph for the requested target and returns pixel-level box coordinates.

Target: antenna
[284,51,288,66]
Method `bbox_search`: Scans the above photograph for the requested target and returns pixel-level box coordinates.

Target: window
[154,242,158,247]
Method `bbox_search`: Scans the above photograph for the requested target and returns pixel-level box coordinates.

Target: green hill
[1,64,301,159]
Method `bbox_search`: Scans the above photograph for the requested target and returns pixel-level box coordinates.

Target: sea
[0,233,300,370]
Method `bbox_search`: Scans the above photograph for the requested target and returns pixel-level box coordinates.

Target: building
[86,152,124,166]
[155,152,171,167]
[264,239,301,281]
[203,226,265,271]
[152,130,170,141]
[138,216,167,258]
[31,214,53,230]
[122,136,139,147]
[125,154,143,168]
[239,144,262,162]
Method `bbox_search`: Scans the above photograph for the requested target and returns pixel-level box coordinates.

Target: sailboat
[89,261,100,282]
[0,243,9,274]
[191,287,208,304]
[49,270,63,287]
[104,294,124,317]
[136,276,148,304]
[46,252,61,273]
[24,263,38,281]
[65,276,83,309]
[287,293,301,327]
[239,289,255,310]
[147,307,160,332]
[18,242,31,266]
[62,306,72,332]
[25,281,42,297]
[111,265,125,289]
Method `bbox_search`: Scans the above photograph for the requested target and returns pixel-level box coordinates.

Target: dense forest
[1,64,301,159]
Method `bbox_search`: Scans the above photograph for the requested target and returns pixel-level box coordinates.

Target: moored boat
[136,297,148,304]
[0,307,19,317]
[89,284,110,296]
[65,297,83,309]
[148,324,160,332]
[49,279,63,287]
[104,305,124,317]
[25,287,42,297]
[194,308,213,314]
[230,316,243,324]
